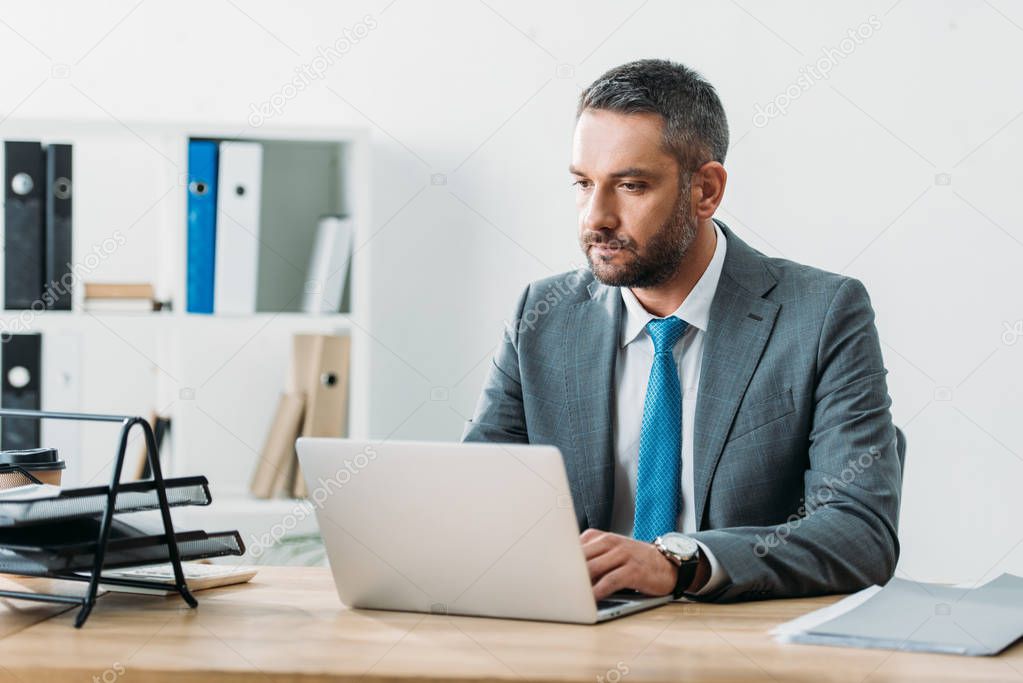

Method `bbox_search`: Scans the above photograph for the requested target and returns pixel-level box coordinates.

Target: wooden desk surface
[0,576,81,641]
[0,566,1018,682]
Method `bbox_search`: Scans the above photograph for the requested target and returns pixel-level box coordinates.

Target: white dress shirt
[609,220,729,596]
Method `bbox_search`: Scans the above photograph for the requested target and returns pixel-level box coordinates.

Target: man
[462,59,902,603]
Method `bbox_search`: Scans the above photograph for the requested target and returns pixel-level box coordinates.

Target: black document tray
[0,523,243,576]
[0,476,211,526]
[0,408,210,626]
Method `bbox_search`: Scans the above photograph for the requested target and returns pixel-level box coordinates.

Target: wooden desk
[0,576,82,640]
[0,566,1018,682]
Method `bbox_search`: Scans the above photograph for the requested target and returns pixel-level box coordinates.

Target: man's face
[571,109,698,288]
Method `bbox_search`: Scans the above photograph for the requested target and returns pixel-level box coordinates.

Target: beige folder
[289,334,351,497]
[250,392,306,499]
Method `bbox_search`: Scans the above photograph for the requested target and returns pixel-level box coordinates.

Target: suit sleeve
[688,277,902,602]
[461,284,531,444]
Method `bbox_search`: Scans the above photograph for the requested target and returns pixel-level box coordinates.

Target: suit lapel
[692,221,780,529]
[564,280,621,529]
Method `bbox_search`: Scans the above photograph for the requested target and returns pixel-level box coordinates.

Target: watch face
[661,533,699,560]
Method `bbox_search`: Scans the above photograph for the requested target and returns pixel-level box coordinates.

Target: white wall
[2,0,1020,584]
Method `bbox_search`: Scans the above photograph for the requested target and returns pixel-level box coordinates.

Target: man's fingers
[592,566,633,600]
[581,532,673,599]
[586,545,626,581]
[580,530,617,559]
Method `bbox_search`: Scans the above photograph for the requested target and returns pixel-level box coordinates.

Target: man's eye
[621,182,644,192]
[572,180,591,189]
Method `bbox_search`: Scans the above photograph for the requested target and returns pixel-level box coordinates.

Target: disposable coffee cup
[0,447,66,486]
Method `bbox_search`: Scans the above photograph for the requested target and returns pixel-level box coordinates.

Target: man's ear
[691,161,727,220]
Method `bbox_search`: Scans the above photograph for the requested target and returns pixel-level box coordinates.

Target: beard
[580,186,699,289]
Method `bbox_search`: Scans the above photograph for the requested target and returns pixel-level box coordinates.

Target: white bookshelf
[0,120,370,539]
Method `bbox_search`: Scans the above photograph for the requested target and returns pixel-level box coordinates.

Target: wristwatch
[653,532,701,599]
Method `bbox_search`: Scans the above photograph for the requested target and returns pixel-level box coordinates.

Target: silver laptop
[296,438,673,624]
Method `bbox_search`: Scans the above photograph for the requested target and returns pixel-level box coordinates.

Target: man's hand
[581,529,679,600]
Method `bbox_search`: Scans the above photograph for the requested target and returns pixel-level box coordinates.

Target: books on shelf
[4,140,74,312]
[186,140,219,314]
[2,332,83,458]
[4,141,44,310]
[290,334,351,498]
[250,334,351,499]
[84,283,154,299]
[185,137,353,317]
[214,141,263,315]
[83,282,156,313]
[44,144,73,311]
[302,215,354,314]
[187,139,267,316]
[294,335,351,437]
[250,393,305,499]
[0,333,42,450]
[0,124,366,562]
[4,133,356,319]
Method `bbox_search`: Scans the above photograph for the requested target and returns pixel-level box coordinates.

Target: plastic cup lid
[0,447,65,469]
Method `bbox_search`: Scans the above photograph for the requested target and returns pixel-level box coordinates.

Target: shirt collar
[620,220,728,348]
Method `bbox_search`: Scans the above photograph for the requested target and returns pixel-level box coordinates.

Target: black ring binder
[0,408,200,627]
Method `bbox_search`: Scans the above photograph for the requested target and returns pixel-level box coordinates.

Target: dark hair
[577,59,729,171]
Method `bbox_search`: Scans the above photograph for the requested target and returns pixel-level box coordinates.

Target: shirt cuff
[688,540,729,596]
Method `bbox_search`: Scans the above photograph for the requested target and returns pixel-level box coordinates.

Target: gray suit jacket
[462,219,902,602]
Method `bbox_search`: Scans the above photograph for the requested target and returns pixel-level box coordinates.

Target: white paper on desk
[0,484,63,500]
[771,584,882,641]
[771,573,1023,656]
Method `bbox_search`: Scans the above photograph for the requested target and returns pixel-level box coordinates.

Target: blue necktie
[633,316,689,542]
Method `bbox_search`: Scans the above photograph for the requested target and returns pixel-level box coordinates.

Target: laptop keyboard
[597,598,629,610]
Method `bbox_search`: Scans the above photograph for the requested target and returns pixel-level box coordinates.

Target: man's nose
[581,188,619,233]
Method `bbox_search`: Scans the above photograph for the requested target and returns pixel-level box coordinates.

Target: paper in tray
[0,515,244,575]
[0,531,244,575]
[0,476,212,526]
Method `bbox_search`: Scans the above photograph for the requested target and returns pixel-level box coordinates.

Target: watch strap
[673,556,700,599]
